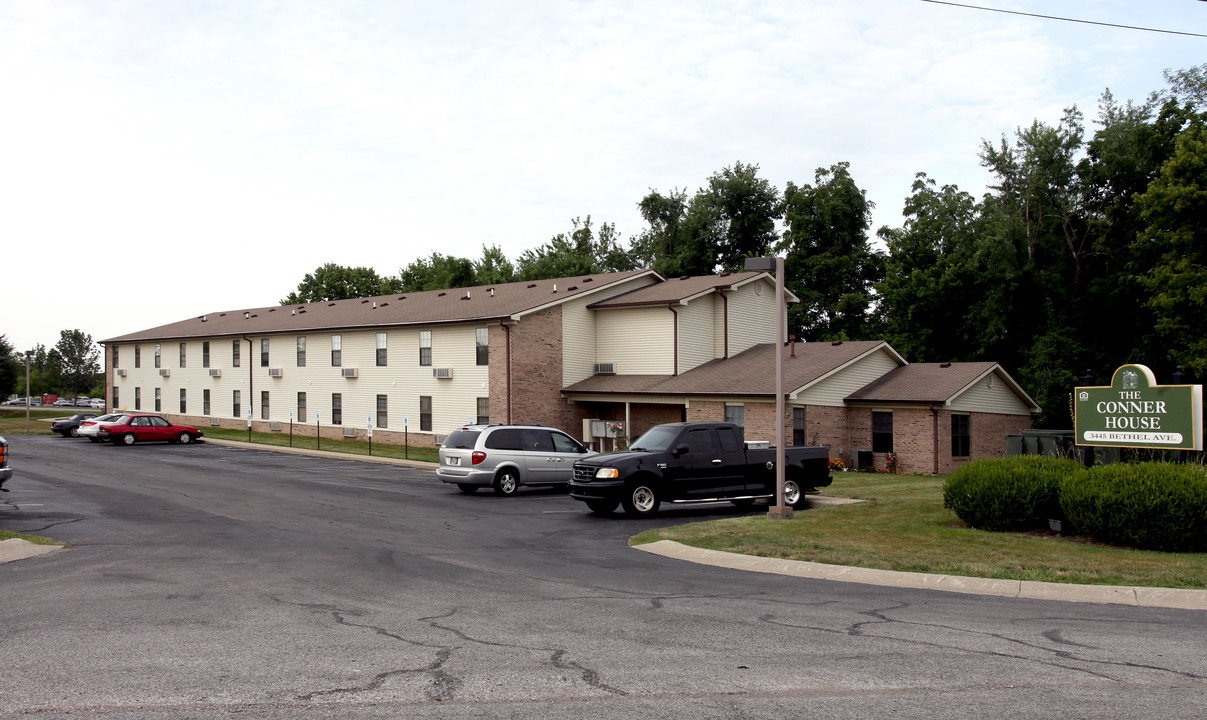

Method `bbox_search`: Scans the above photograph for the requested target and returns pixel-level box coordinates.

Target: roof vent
[583,278,593,283]
[398,295,406,300]
[379,303,387,307]
[940,362,952,368]
[201,315,207,322]
[328,302,336,307]
[831,340,842,346]
[269,308,276,312]
[527,283,537,288]
[489,288,495,297]
[244,312,250,319]
[250,314,258,318]
[567,285,577,291]
[680,276,689,280]
[298,309,306,314]
[438,292,447,297]
[552,284,558,293]
[291,310,295,315]
[719,271,730,277]
[372,302,377,309]
[361,299,369,304]
[219,313,226,317]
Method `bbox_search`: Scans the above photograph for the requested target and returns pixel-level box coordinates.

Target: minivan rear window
[442,430,481,449]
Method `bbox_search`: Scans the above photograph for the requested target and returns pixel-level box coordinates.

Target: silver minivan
[437,424,597,496]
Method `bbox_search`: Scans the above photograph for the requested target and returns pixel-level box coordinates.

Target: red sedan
[100,414,204,446]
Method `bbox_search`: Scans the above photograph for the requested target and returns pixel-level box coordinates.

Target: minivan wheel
[493,469,519,496]
[622,481,660,517]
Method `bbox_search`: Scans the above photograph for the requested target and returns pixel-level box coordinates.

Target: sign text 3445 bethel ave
[1075,364,1203,451]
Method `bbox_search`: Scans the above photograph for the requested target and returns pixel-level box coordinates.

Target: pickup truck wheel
[586,499,618,515]
[457,484,478,494]
[622,482,660,517]
[783,479,803,508]
[493,469,519,496]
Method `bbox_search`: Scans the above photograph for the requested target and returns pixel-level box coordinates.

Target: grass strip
[631,472,1207,589]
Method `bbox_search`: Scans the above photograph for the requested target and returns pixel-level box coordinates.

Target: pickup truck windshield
[629,426,678,452]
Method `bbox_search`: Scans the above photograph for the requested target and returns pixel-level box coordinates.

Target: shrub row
[943,458,1207,552]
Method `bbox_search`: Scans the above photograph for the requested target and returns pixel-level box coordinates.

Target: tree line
[1,331,103,401]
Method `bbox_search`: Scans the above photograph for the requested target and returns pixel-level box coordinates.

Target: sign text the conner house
[1075,364,1203,451]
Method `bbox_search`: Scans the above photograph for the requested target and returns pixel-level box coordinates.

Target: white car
[89,398,106,409]
[78,414,128,443]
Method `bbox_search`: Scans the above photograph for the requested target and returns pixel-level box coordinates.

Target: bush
[944,456,1081,531]
[1060,463,1207,552]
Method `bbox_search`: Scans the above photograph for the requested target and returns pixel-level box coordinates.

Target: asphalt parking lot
[2,435,1205,719]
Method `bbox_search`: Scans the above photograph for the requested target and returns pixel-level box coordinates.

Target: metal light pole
[745,256,792,520]
[24,350,33,434]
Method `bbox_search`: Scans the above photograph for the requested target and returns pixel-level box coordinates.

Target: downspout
[668,304,679,376]
[930,403,940,475]
[242,334,254,424]
[503,322,513,423]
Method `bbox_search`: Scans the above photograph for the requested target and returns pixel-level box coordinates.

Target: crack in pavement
[759,602,1207,684]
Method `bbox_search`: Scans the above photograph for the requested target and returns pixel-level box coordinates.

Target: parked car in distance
[75,397,92,407]
[89,398,106,409]
[52,398,74,407]
[51,413,99,437]
[99,413,203,446]
[0,436,11,491]
[437,424,597,495]
[78,414,129,442]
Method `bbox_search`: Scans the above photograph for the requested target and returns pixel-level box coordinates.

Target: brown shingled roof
[102,270,656,343]
[843,362,999,404]
[587,271,793,308]
[563,340,892,396]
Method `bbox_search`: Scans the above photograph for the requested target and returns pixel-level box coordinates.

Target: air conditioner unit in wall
[341,368,358,378]
[343,427,357,437]
[593,363,615,375]
[116,369,127,376]
[433,368,453,379]
[268,368,283,378]
[209,368,221,377]
[159,369,170,377]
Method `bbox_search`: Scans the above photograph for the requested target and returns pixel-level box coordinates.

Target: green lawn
[632,472,1207,589]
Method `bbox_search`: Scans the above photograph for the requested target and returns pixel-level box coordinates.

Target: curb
[202,438,439,469]
[0,538,63,564]
[635,540,1207,610]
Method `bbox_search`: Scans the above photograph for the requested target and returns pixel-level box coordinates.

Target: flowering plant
[829,457,845,471]
[884,452,901,474]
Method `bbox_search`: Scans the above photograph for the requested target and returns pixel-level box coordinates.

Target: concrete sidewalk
[0,538,62,563]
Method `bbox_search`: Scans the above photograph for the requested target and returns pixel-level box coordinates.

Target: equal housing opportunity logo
[1075,364,1203,451]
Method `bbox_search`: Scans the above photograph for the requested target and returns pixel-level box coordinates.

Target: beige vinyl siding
[727,279,778,356]
[794,349,903,406]
[949,371,1034,415]
[563,275,662,385]
[595,307,674,374]
[677,298,715,373]
[713,294,726,359]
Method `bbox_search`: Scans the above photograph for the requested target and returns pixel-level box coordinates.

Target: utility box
[854,449,873,470]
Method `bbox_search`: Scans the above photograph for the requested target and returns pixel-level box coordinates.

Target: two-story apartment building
[101,269,1037,474]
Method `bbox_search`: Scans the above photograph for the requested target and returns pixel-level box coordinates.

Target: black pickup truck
[569,422,831,517]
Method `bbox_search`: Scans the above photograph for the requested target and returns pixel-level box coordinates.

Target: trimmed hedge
[943,456,1080,531]
[1060,463,1207,552]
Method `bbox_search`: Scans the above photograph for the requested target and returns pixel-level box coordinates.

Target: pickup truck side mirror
[672,443,690,457]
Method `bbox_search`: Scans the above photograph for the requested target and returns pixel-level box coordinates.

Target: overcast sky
[3,0,1204,355]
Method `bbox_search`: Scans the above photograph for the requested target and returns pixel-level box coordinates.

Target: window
[260,338,269,367]
[952,414,971,457]
[419,395,432,431]
[134,387,141,410]
[296,336,306,367]
[419,331,432,366]
[682,427,717,455]
[331,393,342,425]
[154,387,161,412]
[552,431,584,453]
[232,339,241,367]
[179,342,186,368]
[376,332,387,366]
[724,405,744,428]
[476,327,489,366]
[202,341,210,368]
[297,392,306,422]
[476,397,489,425]
[180,388,186,414]
[793,407,806,446]
[521,429,554,452]
[135,345,141,368]
[717,426,742,452]
[331,335,342,367]
[154,344,161,369]
[261,391,269,420]
[233,390,241,419]
[203,389,210,416]
[112,387,119,409]
[872,411,893,453]
[113,346,119,368]
[376,394,388,428]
